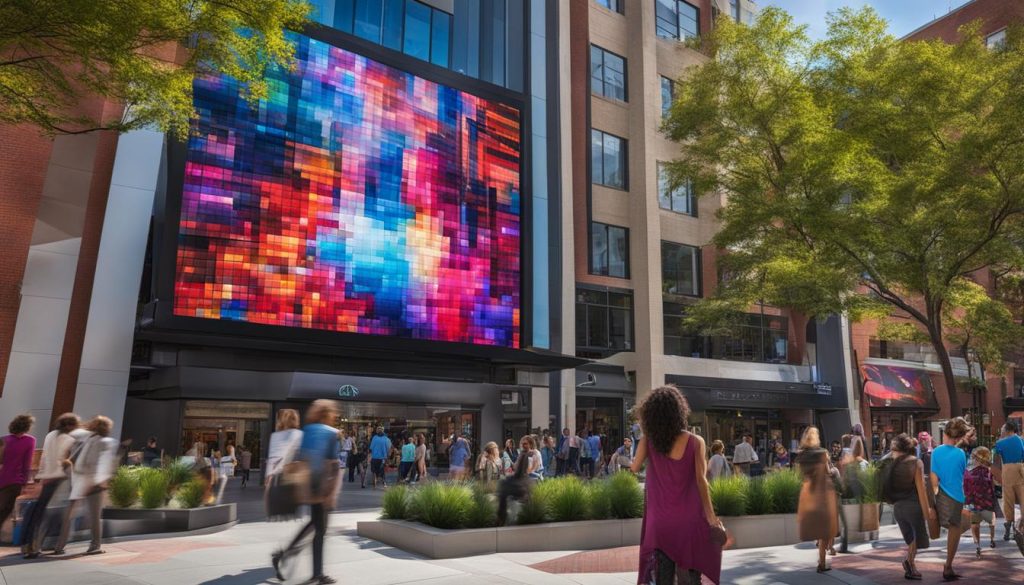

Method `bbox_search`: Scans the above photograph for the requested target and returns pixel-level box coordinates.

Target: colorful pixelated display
[173,35,521,347]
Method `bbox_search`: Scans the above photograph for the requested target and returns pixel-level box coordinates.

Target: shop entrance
[576,396,625,456]
[703,409,801,472]
[181,401,270,467]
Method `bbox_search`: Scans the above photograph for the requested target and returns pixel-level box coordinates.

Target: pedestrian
[930,416,971,581]
[239,446,252,488]
[22,413,80,559]
[272,400,341,585]
[496,435,535,525]
[522,436,543,481]
[476,441,502,487]
[264,409,302,518]
[587,430,602,478]
[142,436,161,467]
[964,446,997,557]
[882,433,933,580]
[339,428,353,472]
[413,433,427,483]
[732,434,758,475]
[216,444,237,503]
[992,421,1024,543]
[706,440,731,481]
[609,437,634,475]
[0,414,36,534]
[579,430,594,479]
[829,440,842,463]
[368,426,392,488]
[540,435,556,478]
[796,427,838,574]
[555,427,571,476]
[773,443,791,469]
[184,441,215,505]
[503,438,519,471]
[448,431,470,480]
[398,435,416,483]
[354,435,369,488]
[850,435,869,471]
[53,416,118,556]
[916,431,933,475]
[632,386,722,585]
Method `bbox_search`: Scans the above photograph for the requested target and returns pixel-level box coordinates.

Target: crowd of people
[3,397,1023,585]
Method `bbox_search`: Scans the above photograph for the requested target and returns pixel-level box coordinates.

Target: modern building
[847,0,1024,453]
[559,0,856,460]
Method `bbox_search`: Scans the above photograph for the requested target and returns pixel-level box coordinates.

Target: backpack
[965,466,996,511]
[878,455,904,505]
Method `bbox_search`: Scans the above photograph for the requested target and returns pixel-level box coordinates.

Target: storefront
[860,361,940,455]
[181,400,271,467]
[667,374,850,469]
[574,365,634,455]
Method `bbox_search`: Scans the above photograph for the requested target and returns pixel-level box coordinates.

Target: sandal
[817,562,831,573]
[942,569,962,581]
[902,559,913,580]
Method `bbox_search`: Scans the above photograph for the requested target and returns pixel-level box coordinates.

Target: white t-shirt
[37,430,76,480]
[342,436,354,452]
[733,441,758,464]
[266,429,303,477]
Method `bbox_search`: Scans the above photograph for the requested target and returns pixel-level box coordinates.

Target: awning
[860,363,939,410]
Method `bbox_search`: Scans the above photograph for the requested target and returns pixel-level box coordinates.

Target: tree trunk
[929,331,962,417]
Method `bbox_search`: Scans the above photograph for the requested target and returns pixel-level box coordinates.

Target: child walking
[964,446,997,557]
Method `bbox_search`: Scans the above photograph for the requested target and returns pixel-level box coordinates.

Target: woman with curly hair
[631,386,721,585]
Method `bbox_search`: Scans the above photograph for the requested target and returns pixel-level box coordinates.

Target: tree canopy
[0,0,309,137]
[664,6,1024,414]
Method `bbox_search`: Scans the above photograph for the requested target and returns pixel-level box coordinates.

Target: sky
[759,0,974,40]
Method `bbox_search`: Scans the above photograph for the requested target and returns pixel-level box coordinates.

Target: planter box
[719,513,801,549]
[356,518,643,559]
[101,504,236,537]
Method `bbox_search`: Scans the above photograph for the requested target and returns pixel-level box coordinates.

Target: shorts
[370,458,385,478]
[935,490,965,529]
[450,465,465,476]
[970,509,995,525]
[893,499,930,549]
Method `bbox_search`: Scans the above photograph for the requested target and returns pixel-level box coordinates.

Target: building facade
[849,0,1024,453]
[560,0,856,463]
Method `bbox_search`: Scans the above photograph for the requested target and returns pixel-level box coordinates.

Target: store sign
[184,400,270,419]
[338,384,360,399]
[713,390,770,403]
[814,383,832,396]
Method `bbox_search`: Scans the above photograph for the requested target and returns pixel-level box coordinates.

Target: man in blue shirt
[930,417,970,581]
[993,422,1024,542]
[586,431,602,478]
[368,426,392,489]
[448,432,470,480]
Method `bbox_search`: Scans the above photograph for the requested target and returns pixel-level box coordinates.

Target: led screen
[173,35,521,347]
[861,364,939,409]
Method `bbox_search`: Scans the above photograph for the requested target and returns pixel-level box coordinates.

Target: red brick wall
[905,0,1024,42]
[0,125,54,397]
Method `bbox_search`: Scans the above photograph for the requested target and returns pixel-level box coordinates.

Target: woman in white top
[23,413,81,558]
[54,416,118,556]
[266,409,303,479]
[707,439,731,481]
[523,436,543,480]
[216,445,237,504]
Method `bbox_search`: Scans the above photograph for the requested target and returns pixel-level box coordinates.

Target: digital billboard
[860,364,939,409]
[172,34,521,348]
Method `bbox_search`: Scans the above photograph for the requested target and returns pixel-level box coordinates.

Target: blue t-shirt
[587,435,602,457]
[931,444,967,503]
[994,435,1024,464]
[369,434,392,460]
[299,423,341,483]
[401,442,416,462]
[449,438,469,468]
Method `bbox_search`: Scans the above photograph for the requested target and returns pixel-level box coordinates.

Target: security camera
[577,373,597,388]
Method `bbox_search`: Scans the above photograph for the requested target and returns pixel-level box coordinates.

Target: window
[661,241,700,296]
[341,0,452,67]
[576,287,634,354]
[591,222,629,278]
[595,0,624,14]
[730,0,740,22]
[660,76,674,119]
[987,29,1007,50]
[591,129,627,189]
[591,45,627,102]
[655,0,699,41]
[664,306,788,363]
[658,162,696,216]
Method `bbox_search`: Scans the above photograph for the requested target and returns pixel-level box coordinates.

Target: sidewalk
[3,479,1022,585]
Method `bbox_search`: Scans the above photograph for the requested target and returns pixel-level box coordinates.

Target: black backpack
[878,455,905,505]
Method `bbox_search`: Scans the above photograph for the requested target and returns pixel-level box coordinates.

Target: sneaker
[315,576,337,585]
[271,551,284,581]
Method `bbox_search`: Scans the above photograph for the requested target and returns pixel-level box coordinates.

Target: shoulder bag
[692,435,728,548]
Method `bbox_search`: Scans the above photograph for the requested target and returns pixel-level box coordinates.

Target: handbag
[709,520,728,548]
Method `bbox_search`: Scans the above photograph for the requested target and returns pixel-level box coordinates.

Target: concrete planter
[720,513,801,549]
[101,504,236,537]
[356,518,643,559]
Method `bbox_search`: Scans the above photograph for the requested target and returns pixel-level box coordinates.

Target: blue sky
[759,0,973,39]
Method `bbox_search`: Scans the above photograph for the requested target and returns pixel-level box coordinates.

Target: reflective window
[382,0,404,50]
[404,0,432,61]
[730,0,740,22]
[656,0,699,41]
[577,287,634,354]
[336,0,454,70]
[661,241,700,296]
[591,222,629,278]
[591,129,627,189]
[591,45,627,102]
[354,0,384,43]
[431,10,451,67]
[658,162,696,216]
[660,76,674,119]
[664,304,788,363]
[987,29,1007,50]
[595,0,624,14]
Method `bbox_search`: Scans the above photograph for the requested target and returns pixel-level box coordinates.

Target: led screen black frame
[155,21,533,362]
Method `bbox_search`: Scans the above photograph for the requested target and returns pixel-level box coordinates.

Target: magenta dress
[637,435,721,585]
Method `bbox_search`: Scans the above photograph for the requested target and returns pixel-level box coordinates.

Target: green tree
[664,7,1024,414]
[0,0,310,138]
